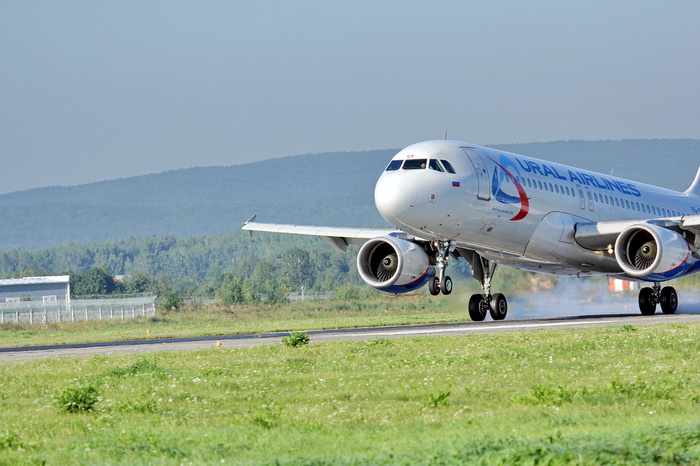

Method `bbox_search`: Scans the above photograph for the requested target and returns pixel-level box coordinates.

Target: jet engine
[614,223,693,280]
[357,236,433,293]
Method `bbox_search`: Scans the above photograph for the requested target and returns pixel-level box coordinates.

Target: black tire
[638,287,656,315]
[428,276,440,296]
[441,276,453,295]
[660,286,678,314]
[468,294,487,321]
[489,293,508,320]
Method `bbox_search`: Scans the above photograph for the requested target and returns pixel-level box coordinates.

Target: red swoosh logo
[491,160,530,221]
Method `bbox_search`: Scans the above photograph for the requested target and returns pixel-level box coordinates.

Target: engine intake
[614,223,692,280]
[357,236,432,293]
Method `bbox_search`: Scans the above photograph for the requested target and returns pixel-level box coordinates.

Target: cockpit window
[385,160,402,171]
[402,159,427,170]
[441,159,456,174]
[428,159,444,172]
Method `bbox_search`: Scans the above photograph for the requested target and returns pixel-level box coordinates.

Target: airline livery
[244,140,700,321]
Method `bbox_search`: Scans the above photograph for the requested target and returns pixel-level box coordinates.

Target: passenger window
[441,160,456,174]
[428,159,444,172]
[386,160,402,171]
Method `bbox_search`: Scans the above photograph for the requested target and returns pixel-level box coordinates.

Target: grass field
[1,315,700,464]
[0,294,465,348]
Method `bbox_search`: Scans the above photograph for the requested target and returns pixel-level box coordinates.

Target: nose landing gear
[428,241,455,296]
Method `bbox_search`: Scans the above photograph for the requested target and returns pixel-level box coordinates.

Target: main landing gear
[428,244,508,322]
[638,283,678,315]
[466,253,507,321]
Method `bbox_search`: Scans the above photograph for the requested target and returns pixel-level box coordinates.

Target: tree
[159,290,183,311]
[250,260,290,303]
[71,266,116,296]
[280,248,315,290]
[121,272,154,294]
[218,276,246,304]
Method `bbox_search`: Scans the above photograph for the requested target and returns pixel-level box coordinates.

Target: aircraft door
[584,186,594,211]
[577,185,585,210]
[462,148,491,201]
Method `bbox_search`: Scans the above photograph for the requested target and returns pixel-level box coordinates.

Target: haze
[2,1,699,194]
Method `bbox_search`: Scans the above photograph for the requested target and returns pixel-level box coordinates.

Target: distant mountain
[1,140,698,251]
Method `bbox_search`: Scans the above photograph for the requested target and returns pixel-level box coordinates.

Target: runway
[2,311,700,361]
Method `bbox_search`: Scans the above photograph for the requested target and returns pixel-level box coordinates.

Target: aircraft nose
[374,173,418,225]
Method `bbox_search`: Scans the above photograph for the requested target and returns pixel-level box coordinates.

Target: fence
[0,295,157,325]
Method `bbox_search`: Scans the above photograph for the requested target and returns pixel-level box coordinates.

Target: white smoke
[503,277,700,319]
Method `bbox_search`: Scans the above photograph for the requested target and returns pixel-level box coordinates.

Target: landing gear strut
[463,251,508,321]
[427,244,508,321]
[638,283,678,315]
[428,241,455,296]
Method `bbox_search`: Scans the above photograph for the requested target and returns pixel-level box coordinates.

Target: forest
[0,232,423,302]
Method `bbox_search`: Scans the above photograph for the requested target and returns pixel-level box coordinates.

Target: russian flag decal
[452,181,460,187]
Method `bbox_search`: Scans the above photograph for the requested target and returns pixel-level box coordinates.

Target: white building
[0,275,70,308]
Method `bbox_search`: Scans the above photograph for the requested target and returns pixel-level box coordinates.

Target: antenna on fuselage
[442,130,448,140]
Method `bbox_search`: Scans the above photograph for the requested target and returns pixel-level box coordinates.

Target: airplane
[243,139,700,321]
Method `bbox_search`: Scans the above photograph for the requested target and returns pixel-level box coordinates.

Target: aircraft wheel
[428,276,440,296]
[489,293,508,320]
[441,276,453,295]
[638,287,656,315]
[468,294,487,322]
[660,286,678,314]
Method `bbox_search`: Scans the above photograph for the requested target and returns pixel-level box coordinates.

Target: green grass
[0,294,466,348]
[1,323,700,464]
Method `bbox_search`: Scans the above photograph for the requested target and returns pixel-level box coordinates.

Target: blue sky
[2,1,699,193]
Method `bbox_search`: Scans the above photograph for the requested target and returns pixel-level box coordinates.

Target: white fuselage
[374,140,700,278]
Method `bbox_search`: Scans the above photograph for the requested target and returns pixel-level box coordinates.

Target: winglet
[243,215,257,237]
[684,167,700,197]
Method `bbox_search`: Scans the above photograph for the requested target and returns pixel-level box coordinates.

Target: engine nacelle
[357,236,433,293]
[614,223,693,281]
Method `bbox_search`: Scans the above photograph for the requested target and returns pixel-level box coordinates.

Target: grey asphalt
[2,312,699,361]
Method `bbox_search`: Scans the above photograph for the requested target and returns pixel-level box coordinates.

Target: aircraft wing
[241,216,411,253]
[575,215,700,251]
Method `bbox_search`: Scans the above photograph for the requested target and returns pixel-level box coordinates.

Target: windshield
[385,160,402,171]
[402,159,427,170]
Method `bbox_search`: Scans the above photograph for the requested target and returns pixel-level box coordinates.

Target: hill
[0,139,698,251]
